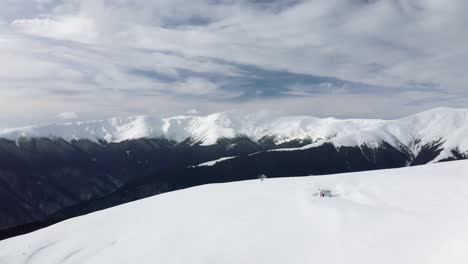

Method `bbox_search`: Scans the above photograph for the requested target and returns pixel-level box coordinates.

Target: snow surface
[190,156,237,167]
[1,161,468,264]
[1,107,468,161]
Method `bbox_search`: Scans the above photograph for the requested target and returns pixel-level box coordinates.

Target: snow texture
[190,156,237,167]
[1,107,468,161]
[1,160,468,264]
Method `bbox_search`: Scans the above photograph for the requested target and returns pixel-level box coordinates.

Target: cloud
[186,109,200,115]
[12,16,97,43]
[56,111,79,120]
[173,78,218,96]
[0,0,467,127]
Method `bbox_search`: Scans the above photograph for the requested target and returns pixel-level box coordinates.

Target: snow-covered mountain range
[1,107,468,162]
[1,107,467,240]
[2,160,467,264]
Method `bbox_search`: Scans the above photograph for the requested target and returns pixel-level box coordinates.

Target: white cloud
[186,109,200,115]
[12,16,97,43]
[173,78,218,96]
[56,111,79,120]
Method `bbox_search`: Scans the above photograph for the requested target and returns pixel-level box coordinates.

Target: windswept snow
[190,156,236,167]
[1,107,468,161]
[1,161,468,264]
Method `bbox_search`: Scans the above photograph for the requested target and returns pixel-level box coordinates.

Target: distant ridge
[1,107,468,162]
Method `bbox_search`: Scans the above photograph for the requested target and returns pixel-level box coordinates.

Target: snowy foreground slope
[1,161,468,264]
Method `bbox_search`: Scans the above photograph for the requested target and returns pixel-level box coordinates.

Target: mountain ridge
[1,107,467,162]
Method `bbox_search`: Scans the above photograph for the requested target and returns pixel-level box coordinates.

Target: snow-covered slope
[1,161,467,264]
[190,156,237,167]
[1,107,468,161]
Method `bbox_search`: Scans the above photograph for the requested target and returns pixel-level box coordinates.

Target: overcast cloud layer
[1,0,467,127]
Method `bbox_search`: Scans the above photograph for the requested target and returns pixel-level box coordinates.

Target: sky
[0,0,467,127]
